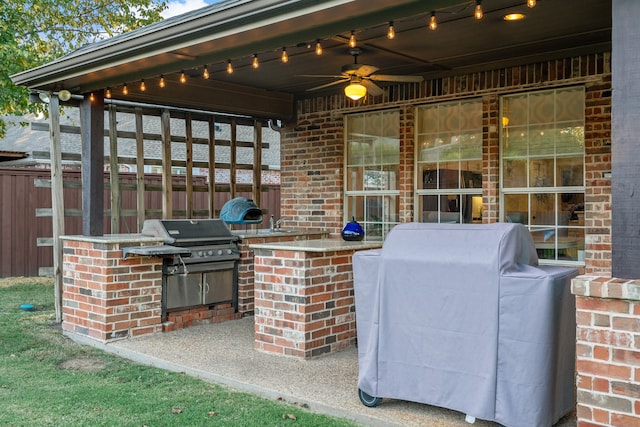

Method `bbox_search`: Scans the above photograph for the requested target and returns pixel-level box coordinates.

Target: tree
[0,0,167,137]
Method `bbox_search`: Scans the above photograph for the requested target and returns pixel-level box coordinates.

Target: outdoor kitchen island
[59,229,334,343]
[249,238,382,359]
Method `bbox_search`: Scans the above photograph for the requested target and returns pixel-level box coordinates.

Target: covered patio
[11,0,640,426]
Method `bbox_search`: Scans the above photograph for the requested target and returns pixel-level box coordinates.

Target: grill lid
[141,219,237,246]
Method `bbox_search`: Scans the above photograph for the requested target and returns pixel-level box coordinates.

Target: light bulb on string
[180,71,187,84]
[227,60,234,74]
[159,75,165,88]
[429,12,438,30]
[140,79,146,91]
[122,83,128,95]
[252,54,259,69]
[315,40,323,55]
[203,65,209,79]
[475,0,483,20]
[349,30,357,48]
[281,48,288,63]
[105,88,112,99]
[527,0,536,7]
[387,21,395,40]
[89,92,95,102]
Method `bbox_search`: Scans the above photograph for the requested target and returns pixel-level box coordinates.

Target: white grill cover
[353,222,577,427]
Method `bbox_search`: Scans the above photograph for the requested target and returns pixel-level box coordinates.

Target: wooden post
[185,113,194,218]
[161,109,172,219]
[108,105,120,233]
[253,120,262,208]
[80,90,104,235]
[135,108,146,231]
[612,0,640,279]
[208,116,216,218]
[230,119,237,199]
[48,94,64,322]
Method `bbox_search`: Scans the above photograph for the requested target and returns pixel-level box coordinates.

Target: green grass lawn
[0,279,359,427]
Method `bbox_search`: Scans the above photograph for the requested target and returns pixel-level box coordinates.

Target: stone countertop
[231,229,328,239]
[249,238,382,253]
[60,234,163,245]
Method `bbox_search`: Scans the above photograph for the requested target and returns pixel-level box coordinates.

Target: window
[501,87,585,264]
[345,110,400,241]
[415,99,483,224]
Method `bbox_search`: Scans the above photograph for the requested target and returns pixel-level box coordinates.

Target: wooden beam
[48,94,64,323]
[253,120,262,208]
[114,77,294,121]
[208,116,216,218]
[185,113,194,219]
[161,109,172,219]
[81,90,104,235]
[230,119,237,200]
[135,108,146,231]
[108,105,120,233]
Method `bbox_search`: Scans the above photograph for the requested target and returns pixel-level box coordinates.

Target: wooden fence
[0,167,280,278]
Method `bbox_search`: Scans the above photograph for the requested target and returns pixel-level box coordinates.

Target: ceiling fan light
[344,82,367,100]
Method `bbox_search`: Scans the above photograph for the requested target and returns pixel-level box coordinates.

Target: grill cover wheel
[358,388,382,407]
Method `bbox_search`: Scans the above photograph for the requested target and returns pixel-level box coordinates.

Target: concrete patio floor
[68,316,577,427]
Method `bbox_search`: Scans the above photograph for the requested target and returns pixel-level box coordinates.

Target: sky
[162,0,219,19]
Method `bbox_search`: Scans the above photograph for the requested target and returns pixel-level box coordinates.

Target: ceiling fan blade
[353,65,379,77]
[306,79,349,91]
[361,79,384,97]
[369,74,424,83]
[298,74,347,79]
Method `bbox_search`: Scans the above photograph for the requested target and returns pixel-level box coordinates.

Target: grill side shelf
[122,245,191,259]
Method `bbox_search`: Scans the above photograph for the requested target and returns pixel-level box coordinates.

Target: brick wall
[572,277,640,426]
[281,52,612,275]
[253,246,358,359]
[236,231,327,314]
[61,238,164,341]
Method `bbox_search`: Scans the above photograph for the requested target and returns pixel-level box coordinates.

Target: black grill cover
[220,197,263,224]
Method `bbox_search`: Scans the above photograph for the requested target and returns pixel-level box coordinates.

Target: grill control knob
[198,251,205,257]
[208,250,214,256]
[226,249,233,255]
[217,249,223,255]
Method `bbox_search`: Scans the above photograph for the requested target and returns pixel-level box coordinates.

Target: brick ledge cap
[572,275,640,301]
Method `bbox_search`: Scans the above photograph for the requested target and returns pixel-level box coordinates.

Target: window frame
[499,86,586,266]
[344,109,401,241]
[414,98,484,225]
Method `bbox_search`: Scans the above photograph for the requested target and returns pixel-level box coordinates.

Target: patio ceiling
[11,0,611,121]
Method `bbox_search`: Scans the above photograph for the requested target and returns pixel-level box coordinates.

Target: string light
[105,88,112,99]
[315,39,322,55]
[140,79,146,91]
[387,21,395,40]
[281,47,288,63]
[122,83,128,95]
[429,12,438,30]
[527,0,536,7]
[203,65,209,79]
[227,60,234,74]
[252,53,259,69]
[180,70,187,83]
[89,92,95,102]
[349,30,357,48]
[475,0,483,20]
[159,75,165,88]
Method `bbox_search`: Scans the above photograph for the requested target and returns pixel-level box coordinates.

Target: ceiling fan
[301,49,424,100]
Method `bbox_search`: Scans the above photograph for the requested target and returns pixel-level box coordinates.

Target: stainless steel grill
[141,219,241,316]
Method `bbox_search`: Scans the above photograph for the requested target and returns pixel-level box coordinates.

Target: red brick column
[572,276,640,426]
[61,236,163,342]
[253,246,359,359]
[235,231,327,315]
